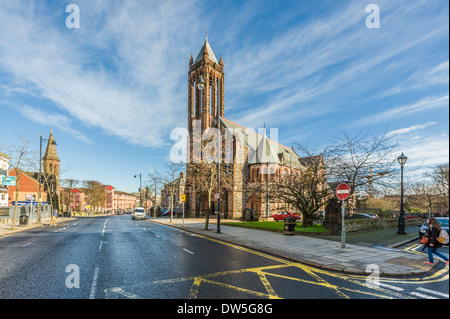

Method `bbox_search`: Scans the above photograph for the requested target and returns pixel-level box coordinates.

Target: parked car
[132,207,147,220]
[160,209,170,216]
[418,217,449,240]
[271,211,300,221]
[405,212,422,219]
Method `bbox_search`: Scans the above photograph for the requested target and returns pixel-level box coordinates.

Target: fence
[0,205,51,223]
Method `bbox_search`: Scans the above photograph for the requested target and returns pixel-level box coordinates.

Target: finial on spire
[206,29,208,41]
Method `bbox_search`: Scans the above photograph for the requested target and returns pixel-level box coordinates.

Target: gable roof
[218,117,303,169]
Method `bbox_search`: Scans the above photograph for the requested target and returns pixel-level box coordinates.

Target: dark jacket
[426,227,442,248]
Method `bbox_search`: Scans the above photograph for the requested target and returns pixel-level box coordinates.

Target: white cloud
[14,104,93,144]
[381,60,449,97]
[355,95,449,127]
[387,122,437,137]
[225,0,449,131]
[0,0,201,147]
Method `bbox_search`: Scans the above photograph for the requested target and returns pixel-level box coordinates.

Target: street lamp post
[397,153,407,235]
[134,173,142,207]
[216,100,221,234]
[37,134,57,224]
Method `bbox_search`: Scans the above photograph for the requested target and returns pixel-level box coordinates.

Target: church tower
[186,35,225,216]
[43,129,60,177]
[188,34,224,141]
[42,129,60,209]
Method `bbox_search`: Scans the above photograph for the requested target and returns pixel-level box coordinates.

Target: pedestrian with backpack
[424,218,449,266]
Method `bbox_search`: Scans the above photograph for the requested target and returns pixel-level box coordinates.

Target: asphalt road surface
[0,215,448,300]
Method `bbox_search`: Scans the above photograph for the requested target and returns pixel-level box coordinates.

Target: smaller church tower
[42,129,60,210]
[43,129,59,177]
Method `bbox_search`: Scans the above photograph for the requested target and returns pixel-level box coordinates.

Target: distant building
[6,130,57,208]
[62,185,137,213]
[113,190,137,211]
[7,168,47,206]
[161,172,185,211]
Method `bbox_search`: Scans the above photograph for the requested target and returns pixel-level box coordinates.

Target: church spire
[194,33,218,64]
[43,130,58,161]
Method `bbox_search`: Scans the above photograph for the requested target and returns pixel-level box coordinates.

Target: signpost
[181,194,186,225]
[336,183,351,248]
[1,176,16,186]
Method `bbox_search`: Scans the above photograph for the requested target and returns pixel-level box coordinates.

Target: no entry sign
[336,183,351,200]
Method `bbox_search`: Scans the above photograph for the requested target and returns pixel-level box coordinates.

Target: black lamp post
[397,152,407,235]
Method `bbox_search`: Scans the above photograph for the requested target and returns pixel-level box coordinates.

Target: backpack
[437,229,449,245]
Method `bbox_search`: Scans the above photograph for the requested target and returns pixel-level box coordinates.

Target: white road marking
[21,242,31,247]
[416,287,449,298]
[183,248,194,255]
[409,291,438,299]
[375,282,404,292]
[109,287,143,299]
[89,267,99,299]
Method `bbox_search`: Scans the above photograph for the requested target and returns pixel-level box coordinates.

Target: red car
[271,211,301,221]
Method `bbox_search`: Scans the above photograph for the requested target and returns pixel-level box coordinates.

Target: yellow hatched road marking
[105,225,448,299]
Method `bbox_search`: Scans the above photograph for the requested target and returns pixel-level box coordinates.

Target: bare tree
[409,181,441,218]
[61,178,79,213]
[2,136,34,229]
[160,162,184,223]
[275,148,330,227]
[83,180,106,213]
[430,163,449,211]
[324,128,398,197]
[147,170,163,218]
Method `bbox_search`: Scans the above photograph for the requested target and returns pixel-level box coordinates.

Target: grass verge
[221,221,328,234]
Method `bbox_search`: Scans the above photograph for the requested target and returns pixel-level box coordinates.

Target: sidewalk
[0,216,72,237]
[150,217,442,276]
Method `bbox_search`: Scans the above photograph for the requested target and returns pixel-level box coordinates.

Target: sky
[0,0,448,194]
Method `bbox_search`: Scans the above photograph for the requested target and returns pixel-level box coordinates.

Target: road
[0,215,448,300]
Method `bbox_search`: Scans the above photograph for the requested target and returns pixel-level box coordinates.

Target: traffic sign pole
[336,183,351,249]
[341,199,346,248]
[181,194,186,225]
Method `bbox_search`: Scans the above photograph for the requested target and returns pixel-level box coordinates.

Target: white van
[132,207,146,220]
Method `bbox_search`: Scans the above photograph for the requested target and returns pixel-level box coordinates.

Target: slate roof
[43,130,59,161]
[218,117,304,169]
[194,37,219,65]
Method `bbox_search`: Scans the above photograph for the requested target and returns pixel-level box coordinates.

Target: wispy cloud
[14,104,93,144]
[387,122,437,137]
[381,60,449,97]
[0,0,202,147]
[222,0,448,131]
[355,95,449,127]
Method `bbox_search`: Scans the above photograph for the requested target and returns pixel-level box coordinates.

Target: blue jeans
[427,247,449,263]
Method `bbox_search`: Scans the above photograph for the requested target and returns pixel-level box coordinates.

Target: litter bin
[284,217,296,235]
[19,214,29,226]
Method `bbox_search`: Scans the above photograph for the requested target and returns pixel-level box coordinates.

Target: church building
[185,36,320,219]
